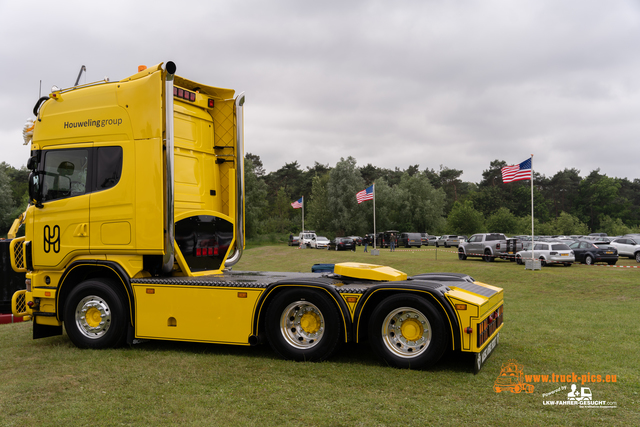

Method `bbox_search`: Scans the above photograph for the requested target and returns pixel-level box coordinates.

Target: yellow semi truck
[7,62,503,371]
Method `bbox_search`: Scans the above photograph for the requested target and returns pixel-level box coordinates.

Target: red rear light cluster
[195,240,219,257]
[174,87,196,102]
[477,305,503,347]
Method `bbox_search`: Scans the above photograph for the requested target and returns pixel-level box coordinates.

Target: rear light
[195,240,219,257]
[174,87,197,102]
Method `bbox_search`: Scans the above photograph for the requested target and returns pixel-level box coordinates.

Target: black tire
[584,255,593,266]
[444,243,449,248]
[635,252,640,263]
[483,250,493,263]
[63,279,128,349]
[369,294,447,369]
[435,242,439,248]
[564,263,572,267]
[608,260,617,266]
[458,250,467,260]
[539,257,547,267]
[265,288,342,362]
[516,256,523,265]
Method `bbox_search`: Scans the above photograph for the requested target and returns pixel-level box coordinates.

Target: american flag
[291,197,303,209]
[356,185,374,204]
[501,158,532,183]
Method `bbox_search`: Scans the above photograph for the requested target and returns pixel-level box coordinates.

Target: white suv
[515,241,575,267]
[609,237,640,262]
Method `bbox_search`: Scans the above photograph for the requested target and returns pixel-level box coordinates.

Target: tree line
[1,157,639,239]
[245,155,640,239]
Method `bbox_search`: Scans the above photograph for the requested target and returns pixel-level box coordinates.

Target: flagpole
[530,154,534,267]
[373,183,376,250]
[302,196,304,232]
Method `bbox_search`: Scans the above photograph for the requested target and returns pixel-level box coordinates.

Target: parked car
[568,240,618,265]
[298,230,317,247]
[428,236,441,246]
[515,242,575,267]
[329,237,355,251]
[609,237,640,262]
[458,233,523,262]
[288,234,300,246]
[309,236,330,249]
[398,232,422,248]
[436,235,461,248]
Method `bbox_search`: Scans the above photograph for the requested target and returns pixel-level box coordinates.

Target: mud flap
[33,322,62,339]
[474,332,500,374]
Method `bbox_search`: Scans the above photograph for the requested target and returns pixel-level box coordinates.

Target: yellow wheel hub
[401,318,424,342]
[85,307,102,328]
[300,311,321,334]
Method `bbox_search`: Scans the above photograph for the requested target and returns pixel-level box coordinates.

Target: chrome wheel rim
[74,295,111,339]
[280,301,324,349]
[381,307,431,358]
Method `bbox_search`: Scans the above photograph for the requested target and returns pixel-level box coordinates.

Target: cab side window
[42,149,89,202]
[96,146,123,190]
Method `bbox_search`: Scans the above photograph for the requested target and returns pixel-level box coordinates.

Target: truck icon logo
[44,225,60,253]
[568,384,592,401]
[494,359,535,393]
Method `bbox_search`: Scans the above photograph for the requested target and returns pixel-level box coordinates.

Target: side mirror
[28,171,43,208]
[27,154,39,170]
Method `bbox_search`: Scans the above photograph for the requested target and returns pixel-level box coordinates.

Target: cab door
[31,147,91,269]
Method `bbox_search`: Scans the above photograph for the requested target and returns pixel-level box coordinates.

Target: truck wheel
[483,250,494,262]
[63,279,128,349]
[458,249,467,260]
[369,294,446,369]
[265,288,341,362]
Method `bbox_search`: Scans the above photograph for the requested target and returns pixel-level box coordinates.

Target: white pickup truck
[458,233,522,262]
[298,231,317,247]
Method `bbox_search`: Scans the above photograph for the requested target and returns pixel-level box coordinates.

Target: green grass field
[1,246,638,426]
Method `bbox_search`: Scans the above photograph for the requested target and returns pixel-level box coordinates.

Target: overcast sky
[2,0,639,183]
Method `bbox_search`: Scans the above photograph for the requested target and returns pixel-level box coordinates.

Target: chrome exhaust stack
[162,61,177,274]
[224,92,245,268]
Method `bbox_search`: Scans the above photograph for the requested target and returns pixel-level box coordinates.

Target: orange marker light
[238,292,247,298]
[346,297,358,303]
[138,65,147,72]
[455,304,467,310]
[146,288,155,294]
